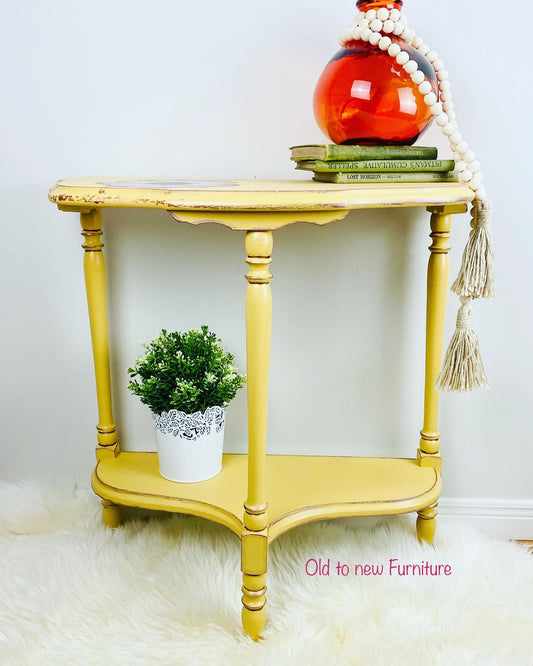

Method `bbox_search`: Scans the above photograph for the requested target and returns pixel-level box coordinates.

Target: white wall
[2,1,531,527]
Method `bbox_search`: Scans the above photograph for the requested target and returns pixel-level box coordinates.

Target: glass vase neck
[356,0,403,11]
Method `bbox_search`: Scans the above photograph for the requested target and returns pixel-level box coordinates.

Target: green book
[313,171,459,184]
[290,143,438,162]
[297,159,455,173]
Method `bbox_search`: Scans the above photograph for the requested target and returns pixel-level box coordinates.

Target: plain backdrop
[1,1,531,509]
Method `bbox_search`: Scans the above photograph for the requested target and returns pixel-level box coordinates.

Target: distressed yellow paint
[80,211,118,451]
[242,531,268,575]
[101,499,122,529]
[92,452,441,537]
[51,177,474,638]
[49,177,471,228]
[416,502,438,544]
[241,571,267,641]
[419,210,453,459]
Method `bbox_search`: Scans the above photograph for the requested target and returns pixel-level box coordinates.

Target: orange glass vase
[313,0,438,145]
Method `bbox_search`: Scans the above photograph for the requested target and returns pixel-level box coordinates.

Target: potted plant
[127,325,245,483]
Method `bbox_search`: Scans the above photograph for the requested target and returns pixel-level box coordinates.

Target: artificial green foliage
[127,326,245,415]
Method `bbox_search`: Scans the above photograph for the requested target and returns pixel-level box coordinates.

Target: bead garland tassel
[436,298,488,392]
[451,200,495,300]
[340,7,495,391]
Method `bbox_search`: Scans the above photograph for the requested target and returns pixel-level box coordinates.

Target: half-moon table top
[49,177,473,230]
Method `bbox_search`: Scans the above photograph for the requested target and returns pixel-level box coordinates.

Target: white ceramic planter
[153,406,226,483]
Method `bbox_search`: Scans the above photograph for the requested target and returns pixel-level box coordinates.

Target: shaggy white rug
[0,481,532,666]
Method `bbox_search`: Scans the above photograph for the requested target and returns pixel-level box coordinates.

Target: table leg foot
[242,605,266,641]
[242,572,267,640]
[416,503,438,545]
[101,499,122,528]
[241,570,266,640]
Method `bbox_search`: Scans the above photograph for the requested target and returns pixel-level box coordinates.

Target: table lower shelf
[92,452,440,541]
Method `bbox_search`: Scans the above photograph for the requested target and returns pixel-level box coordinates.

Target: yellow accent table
[49,177,474,639]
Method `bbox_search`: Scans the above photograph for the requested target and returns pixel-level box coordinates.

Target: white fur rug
[1,481,532,666]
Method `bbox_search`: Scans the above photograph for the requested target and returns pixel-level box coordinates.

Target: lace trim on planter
[153,406,226,441]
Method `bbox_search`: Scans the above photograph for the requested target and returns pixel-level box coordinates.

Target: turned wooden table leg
[101,498,123,528]
[416,206,456,544]
[241,231,272,639]
[417,502,438,544]
[81,210,122,527]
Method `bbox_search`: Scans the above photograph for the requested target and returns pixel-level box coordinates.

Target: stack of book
[290,144,458,184]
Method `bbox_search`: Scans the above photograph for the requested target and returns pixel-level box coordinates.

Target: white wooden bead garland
[340,8,494,391]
